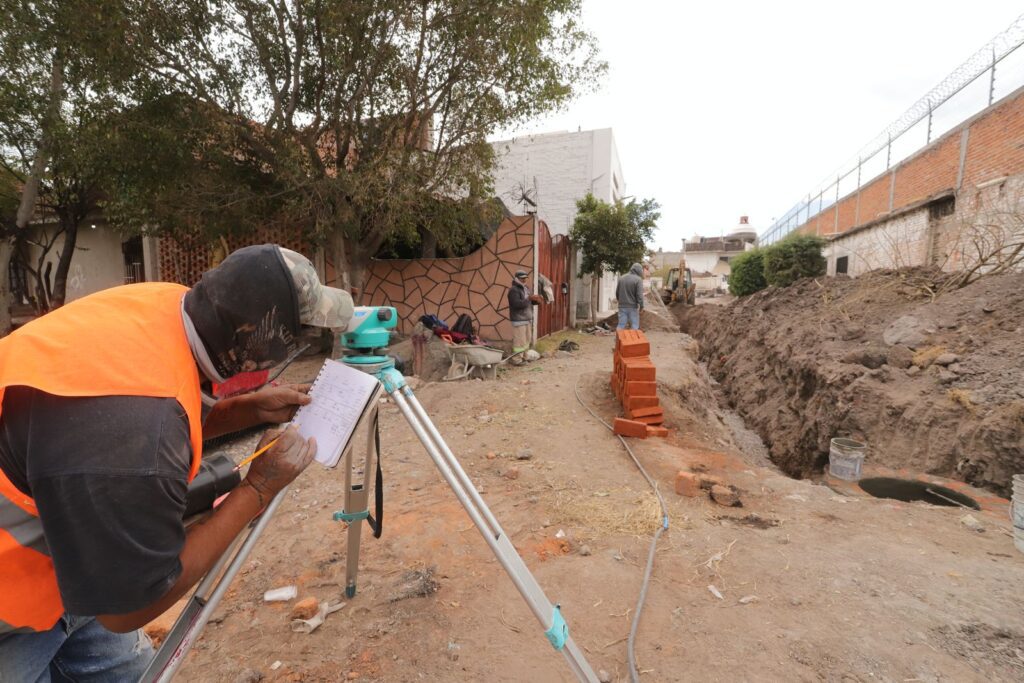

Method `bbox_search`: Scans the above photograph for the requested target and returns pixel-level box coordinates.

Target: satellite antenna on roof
[508,176,538,214]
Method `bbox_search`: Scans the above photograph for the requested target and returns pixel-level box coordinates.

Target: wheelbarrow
[444,343,505,381]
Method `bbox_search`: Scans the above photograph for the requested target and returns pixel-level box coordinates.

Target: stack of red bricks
[610,329,667,438]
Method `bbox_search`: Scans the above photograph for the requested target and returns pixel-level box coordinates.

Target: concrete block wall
[933,174,1024,274]
[825,208,930,276]
[492,131,595,236]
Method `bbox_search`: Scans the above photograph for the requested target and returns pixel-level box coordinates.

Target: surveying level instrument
[141,306,598,682]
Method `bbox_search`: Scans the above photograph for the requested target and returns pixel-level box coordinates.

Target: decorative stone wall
[362,216,536,342]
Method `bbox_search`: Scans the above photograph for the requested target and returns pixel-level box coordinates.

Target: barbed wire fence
[761,13,1024,245]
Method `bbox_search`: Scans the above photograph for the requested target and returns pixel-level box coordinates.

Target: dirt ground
[175,310,1024,682]
[677,269,1024,497]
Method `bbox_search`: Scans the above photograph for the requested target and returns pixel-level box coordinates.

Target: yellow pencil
[234,436,280,471]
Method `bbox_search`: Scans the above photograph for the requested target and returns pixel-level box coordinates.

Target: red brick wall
[790,87,1024,238]
[857,172,892,225]
[962,93,1024,188]
[835,196,857,236]
[892,133,960,208]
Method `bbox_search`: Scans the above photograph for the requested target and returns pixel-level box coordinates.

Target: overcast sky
[499,1,1024,250]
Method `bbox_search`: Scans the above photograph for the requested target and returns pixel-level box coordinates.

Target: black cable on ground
[573,374,670,683]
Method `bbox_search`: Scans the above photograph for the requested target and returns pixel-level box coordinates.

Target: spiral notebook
[291,359,383,468]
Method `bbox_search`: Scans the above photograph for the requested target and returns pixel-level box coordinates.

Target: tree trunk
[0,240,14,335]
[330,224,384,306]
[330,230,369,304]
[50,218,79,308]
[590,273,599,322]
[1,52,63,335]
[421,229,437,258]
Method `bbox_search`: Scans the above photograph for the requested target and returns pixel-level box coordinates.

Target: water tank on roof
[725,215,757,242]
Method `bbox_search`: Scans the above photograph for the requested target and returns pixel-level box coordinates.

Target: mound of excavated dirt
[598,289,679,332]
[677,269,1024,496]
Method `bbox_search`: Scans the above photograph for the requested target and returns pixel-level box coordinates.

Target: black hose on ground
[573,374,670,683]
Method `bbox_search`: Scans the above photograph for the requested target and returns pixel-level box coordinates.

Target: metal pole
[886,133,892,169]
[989,48,997,106]
[926,106,933,144]
[833,176,841,235]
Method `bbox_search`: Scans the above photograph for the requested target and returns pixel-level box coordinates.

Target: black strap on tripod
[366,411,384,539]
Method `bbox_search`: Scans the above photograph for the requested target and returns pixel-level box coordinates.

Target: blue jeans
[0,614,154,683]
[617,307,640,330]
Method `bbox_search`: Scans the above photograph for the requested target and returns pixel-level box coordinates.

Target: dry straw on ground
[549,486,671,538]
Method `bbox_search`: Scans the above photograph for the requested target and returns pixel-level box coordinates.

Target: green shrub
[728,248,767,296]
[762,235,826,287]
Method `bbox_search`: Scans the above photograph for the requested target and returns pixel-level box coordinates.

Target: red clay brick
[674,471,700,497]
[621,362,655,381]
[646,426,668,438]
[613,418,648,439]
[625,396,659,411]
[619,341,650,359]
[625,380,657,397]
[615,329,638,348]
[627,405,663,419]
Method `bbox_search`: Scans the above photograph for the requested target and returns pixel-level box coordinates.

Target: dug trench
[674,269,1024,497]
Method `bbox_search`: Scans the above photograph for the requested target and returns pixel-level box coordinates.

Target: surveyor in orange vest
[0,244,353,680]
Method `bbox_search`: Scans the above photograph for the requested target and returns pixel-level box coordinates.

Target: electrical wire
[573,374,670,683]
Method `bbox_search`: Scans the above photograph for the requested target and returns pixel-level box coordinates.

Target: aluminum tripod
[140,361,598,682]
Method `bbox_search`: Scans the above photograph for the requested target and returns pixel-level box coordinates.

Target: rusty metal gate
[536,220,570,338]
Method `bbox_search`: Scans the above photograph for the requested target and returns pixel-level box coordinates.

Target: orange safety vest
[0,283,204,635]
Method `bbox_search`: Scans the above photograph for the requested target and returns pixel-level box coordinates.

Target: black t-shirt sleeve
[25,394,192,616]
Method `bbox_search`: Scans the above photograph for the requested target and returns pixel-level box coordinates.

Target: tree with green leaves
[728,248,767,296]
[108,0,605,298]
[0,0,159,330]
[762,234,826,287]
[569,193,660,319]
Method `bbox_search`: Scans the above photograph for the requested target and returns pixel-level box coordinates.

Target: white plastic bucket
[1012,475,1024,526]
[1012,475,1024,554]
[829,438,866,481]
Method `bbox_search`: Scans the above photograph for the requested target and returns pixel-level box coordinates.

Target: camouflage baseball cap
[277,247,354,329]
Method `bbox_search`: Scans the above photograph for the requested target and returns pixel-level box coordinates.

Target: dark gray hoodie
[615,263,645,310]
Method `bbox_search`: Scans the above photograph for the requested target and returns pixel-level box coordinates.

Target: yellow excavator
[661,260,696,305]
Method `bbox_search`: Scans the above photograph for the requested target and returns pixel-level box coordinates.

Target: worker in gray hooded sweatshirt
[615,263,645,330]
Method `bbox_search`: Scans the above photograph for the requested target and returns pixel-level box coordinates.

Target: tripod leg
[388,387,598,683]
[337,401,378,597]
[139,486,291,683]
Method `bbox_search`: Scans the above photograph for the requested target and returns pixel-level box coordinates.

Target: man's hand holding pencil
[239,426,318,510]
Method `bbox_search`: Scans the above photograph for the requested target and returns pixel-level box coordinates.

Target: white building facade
[491,128,625,319]
[682,217,757,293]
